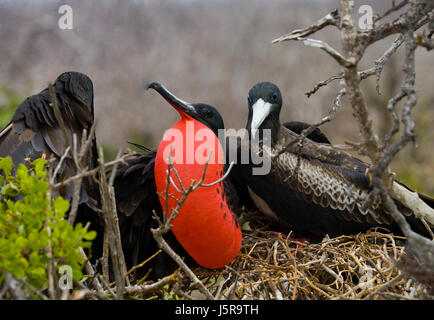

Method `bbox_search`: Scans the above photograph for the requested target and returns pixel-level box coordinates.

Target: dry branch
[97,147,128,299]
[272,10,340,43]
[273,0,434,295]
[150,153,235,300]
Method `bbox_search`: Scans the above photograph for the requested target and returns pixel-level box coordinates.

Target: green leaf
[53,197,70,218]
[83,230,97,241]
[2,182,19,197]
[0,157,13,176]
[32,158,47,179]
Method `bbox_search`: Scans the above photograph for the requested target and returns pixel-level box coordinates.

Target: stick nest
[172,214,433,300]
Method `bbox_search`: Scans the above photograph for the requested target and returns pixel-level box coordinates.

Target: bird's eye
[204,110,212,117]
[271,93,278,102]
[247,96,253,105]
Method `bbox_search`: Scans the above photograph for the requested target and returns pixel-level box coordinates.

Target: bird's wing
[0,71,98,207]
[113,151,162,265]
[114,150,159,223]
[263,127,434,231]
[226,122,333,213]
[113,149,189,279]
[260,126,389,225]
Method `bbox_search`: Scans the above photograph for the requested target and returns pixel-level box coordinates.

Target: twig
[151,229,214,299]
[151,153,237,300]
[127,250,162,276]
[305,36,403,97]
[51,152,133,189]
[272,10,340,43]
[68,134,83,225]
[373,0,409,25]
[79,247,103,293]
[272,0,434,296]
[48,83,69,150]
[364,274,404,299]
[278,88,346,182]
[51,146,71,183]
[121,273,177,297]
[97,147,128,299]
[298,37,356,67]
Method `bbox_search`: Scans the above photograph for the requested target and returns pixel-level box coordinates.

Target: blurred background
[0,0,433,194]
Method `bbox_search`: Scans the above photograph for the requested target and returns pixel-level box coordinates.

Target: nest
[172,214,432,300]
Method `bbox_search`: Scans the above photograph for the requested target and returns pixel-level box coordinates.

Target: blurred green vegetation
[0,87,24,129]
[102,129,153,162]
[391,102,434,195]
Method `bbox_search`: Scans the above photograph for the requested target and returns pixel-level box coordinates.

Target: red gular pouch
[150,82,242,269]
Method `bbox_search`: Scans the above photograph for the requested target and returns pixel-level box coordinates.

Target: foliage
[0,87,23,129]
[0,157,96,294]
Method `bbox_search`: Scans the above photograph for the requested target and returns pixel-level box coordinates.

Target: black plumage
[114,149,187,280]
[0,71,103,260]
[114,102,240,280]
[235,81,434,239]
[282,121,330,144]
[228,120,332,212]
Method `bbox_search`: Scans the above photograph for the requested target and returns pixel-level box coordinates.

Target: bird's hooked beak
[147,81,199,120]
[250,98,273,137]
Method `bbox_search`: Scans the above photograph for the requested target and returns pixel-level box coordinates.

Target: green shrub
[0,156,96,294]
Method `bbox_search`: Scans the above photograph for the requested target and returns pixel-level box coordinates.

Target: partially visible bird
[233,81,434,240]
[282,121,330,145]
[0,71,103,259]
[114,84,241,280]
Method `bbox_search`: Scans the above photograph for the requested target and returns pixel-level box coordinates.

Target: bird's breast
[154,119,241,269]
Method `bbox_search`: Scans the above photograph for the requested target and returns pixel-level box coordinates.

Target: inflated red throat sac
[149,82,242,269]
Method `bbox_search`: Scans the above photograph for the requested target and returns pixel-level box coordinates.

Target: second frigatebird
[234,81,434,240]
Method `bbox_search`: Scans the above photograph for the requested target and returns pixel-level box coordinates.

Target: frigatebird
[114,83,241,280]
[0,71,104,259]
[235,81,434,239]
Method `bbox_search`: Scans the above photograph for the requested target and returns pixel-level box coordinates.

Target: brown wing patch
[249,129,389,226]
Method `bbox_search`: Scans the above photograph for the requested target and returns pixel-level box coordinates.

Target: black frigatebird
[235,81,434,239]
[114,83,241,280]
[0,71,103,259]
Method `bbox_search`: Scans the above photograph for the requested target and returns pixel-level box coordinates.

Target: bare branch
[364,0,434,46]
[121,273,177,297]
[79,248,103,293]
[50,146,71,183]
[151,155,223,300]
[301,88,346,139]
[97,147,128,299]
[305,74,343,98]
[272,10,340,43]
[201,161,234,187]
[303,37,356,67]
[340,0,382,162]
[48,83,69,150]
[373,0,409,25]
[372,36,404,94]
[305,36,403,97]
[51,152,133,190]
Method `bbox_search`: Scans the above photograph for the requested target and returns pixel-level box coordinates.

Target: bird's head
[246,82,282,141]
[147,82,224,136]
[57,71,94,116]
